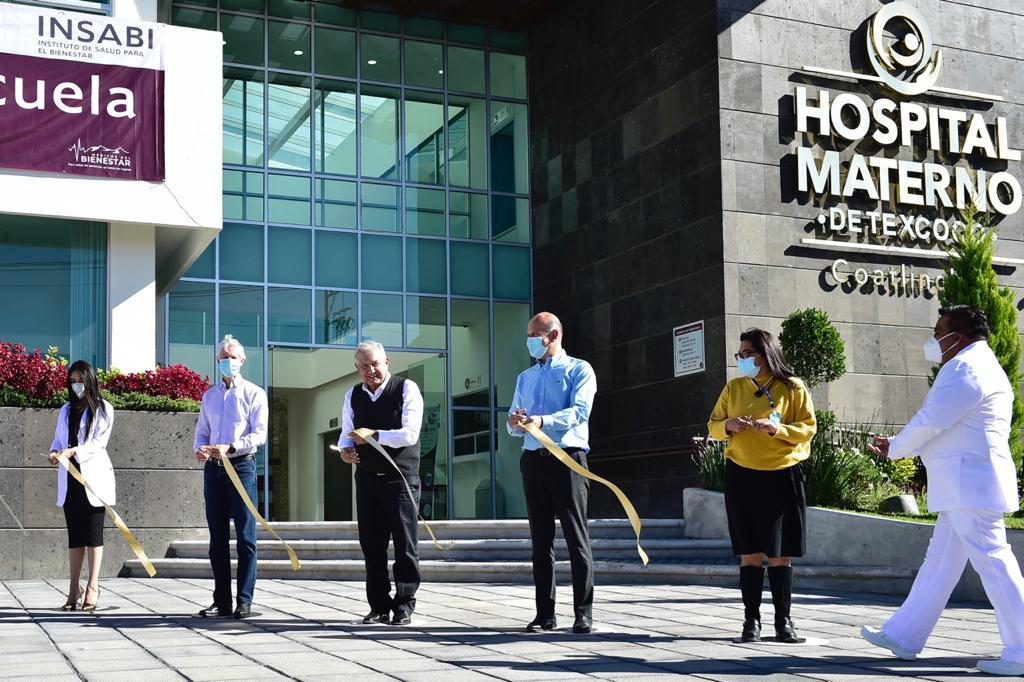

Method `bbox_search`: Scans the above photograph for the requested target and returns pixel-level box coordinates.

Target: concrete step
[168,537,735,562]
[253,519,687,541]
[121,557,918,594]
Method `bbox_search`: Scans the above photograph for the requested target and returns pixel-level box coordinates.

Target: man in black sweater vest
[338,341,424,625]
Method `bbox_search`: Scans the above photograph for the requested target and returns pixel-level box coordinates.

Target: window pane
[222,0,263,12]
[406,296,445,348]
[448,24,486,46]
[361,10,400,33]
[451,408,492,518]
[405,40,443,88]
[168,281,216,380]
[269,0,309,20]
[493,302,530,407]
[268,174,311,225]
[406,238,446,294]
[449,191,487,240]
[268,227,311,285]
[268,21,310,71]
[492,195,529,243]
[361,293,402,346]
[223,169,264,222]
[361,235,402,291]
[316,3,355,27]
[222,14,264,66]
[451,299,490,407]
[315,230,357,288]
[361,182,398,232]
[490,102,528,194]
[495,410,527,518]
[316,289,357,345]
[491,30,527,51]
[223,68,264,167]
[361,34,400,83]
[360,86,400,180]
[315,79,357,176]
[405,17,443,40]
[450,242,488,297]
[269,287,311,343]
[315,27,356,79]
[492,245,531,300]
[171,6,215,30]
[405,91,445,185]
[219,284,265,385]
[447,46,484,93]
[220,223,264,282]
[448,96,486,189]
[316,178,357,228]
[406,187,445,236]
[490,52,527,99]
[268,73,311,171]
[184,240,215,279]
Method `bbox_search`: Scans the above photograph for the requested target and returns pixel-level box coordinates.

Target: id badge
[769,411,782,425]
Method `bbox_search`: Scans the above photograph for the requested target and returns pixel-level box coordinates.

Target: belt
[214,453,255,467]
[524,447,583,457]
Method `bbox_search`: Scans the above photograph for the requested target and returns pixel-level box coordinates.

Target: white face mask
[71,383,85,399]
[923,331,959,364]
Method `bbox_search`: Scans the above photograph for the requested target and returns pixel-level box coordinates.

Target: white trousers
[883,508,1024,663]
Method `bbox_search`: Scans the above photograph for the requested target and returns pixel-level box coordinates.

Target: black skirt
[724,458,806,558]
[63,456,105,548]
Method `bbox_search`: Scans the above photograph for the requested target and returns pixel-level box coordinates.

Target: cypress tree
[939,205,1023,474]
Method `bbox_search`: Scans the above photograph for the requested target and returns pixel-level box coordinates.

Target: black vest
[351,375,421,477]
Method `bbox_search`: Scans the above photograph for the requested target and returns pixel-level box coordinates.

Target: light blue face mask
[219,358,242,378]
[526,335,548,360]
[737,356,760,379]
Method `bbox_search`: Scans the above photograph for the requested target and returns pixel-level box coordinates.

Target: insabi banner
[0,4,165,181]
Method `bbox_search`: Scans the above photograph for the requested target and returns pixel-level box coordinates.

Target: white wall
[109,224,157,370]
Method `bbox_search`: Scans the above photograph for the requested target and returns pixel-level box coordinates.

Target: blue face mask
[526,335,548,360]
[219,358,242,378]
[737,356,760,379]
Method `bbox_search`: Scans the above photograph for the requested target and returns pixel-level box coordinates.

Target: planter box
[682,487,1024,602]
[0,406,208,579]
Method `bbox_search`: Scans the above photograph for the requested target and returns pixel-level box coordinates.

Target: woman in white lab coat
[48,360,115,612]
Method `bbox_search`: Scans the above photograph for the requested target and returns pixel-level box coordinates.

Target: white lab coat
[889,340,1019,512]
[50,400,116,507]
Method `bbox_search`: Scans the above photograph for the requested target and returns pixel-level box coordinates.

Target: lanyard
[749,377,778,414]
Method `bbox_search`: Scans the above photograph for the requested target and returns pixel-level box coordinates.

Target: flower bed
[0,341,206,412]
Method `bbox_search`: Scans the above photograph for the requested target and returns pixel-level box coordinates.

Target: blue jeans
[204,457,258,608]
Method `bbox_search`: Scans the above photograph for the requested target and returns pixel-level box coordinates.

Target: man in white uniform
[862,305,1024,676]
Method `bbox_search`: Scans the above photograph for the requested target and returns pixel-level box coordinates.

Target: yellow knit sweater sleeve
[707,382,732,441]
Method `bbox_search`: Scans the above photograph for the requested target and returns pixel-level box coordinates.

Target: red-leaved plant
[101,364,210,401]
[0,342,67,399]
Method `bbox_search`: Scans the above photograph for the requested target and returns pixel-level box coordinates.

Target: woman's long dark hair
[66,360,105,441]
[739,328,797,390]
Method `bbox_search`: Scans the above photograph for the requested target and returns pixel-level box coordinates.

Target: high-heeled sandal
[61,583,84,611]
[82,585,100,613]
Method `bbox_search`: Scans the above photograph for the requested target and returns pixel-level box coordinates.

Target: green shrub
[692,438,726,492]
[779,308,847,389]
[106,391,200,413]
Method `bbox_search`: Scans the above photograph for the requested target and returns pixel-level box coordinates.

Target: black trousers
[521,448,594,620]
[355,468,421,615]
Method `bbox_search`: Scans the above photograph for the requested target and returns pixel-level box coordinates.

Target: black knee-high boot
[768,565,800,643]
[739,566,764,642]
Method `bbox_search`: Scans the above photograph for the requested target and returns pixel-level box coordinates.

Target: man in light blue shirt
[507,312,597,634]
[193,334,268,620]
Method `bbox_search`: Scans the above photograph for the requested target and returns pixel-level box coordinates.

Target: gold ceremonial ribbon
[343,428,452,551]
[522,422,649,566]
[218,453,301,571]
[46,453,157,577]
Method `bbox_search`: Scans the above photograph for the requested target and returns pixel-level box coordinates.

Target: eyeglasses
[733,351,760,360]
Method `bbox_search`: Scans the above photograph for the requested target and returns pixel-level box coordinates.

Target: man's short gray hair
[354,340,386,359]
[217,334,246,360]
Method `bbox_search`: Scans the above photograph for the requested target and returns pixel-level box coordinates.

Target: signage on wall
[0,4,165,181]
[792,1,1023,272]
[673,321,705,378]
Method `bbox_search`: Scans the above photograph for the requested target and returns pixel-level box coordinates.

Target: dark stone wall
[527,0,725,517]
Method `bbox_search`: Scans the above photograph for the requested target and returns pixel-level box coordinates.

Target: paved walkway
[0,578,1015,681]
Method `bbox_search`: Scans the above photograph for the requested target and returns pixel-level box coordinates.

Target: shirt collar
[537,350,568,368]
[216,376,246,392]
[362,373,392,397]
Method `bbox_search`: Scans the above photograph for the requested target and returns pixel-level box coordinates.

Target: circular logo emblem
[866,2,941,96]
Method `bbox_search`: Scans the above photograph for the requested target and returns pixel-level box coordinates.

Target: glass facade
[169,3,531,520]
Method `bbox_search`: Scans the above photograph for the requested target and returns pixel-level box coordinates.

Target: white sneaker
[860,626,918,661]
[977,659,1024,676]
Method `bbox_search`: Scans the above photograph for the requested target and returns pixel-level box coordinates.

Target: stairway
[121,519,917,593]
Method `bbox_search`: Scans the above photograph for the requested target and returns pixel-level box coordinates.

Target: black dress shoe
[525,616,557,632]
[572,616,593,634]
[199,603,232,618]
[362,611,390,624]
[391,610,412,626]
[775,616,800,643]
[234,603,252,619]
[741,618,761,642]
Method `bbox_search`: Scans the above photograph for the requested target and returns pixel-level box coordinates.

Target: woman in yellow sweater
[708,328,816,644]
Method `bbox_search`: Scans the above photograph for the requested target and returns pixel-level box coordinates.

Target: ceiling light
[437,69,444,74]
[367,59,378,65]
[293,50,303,55]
